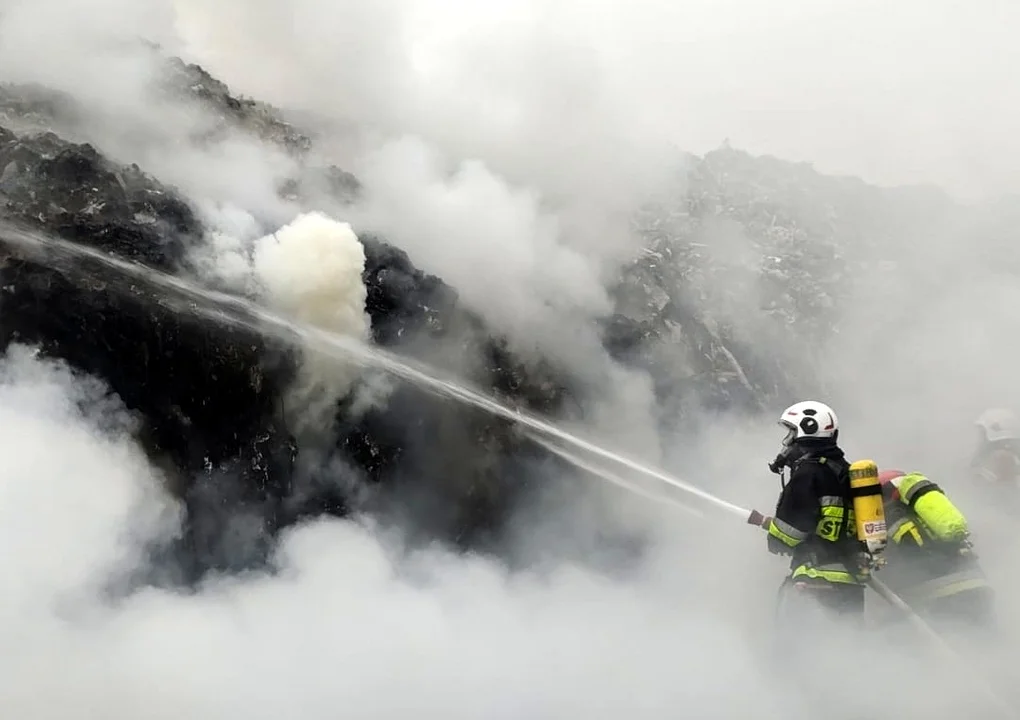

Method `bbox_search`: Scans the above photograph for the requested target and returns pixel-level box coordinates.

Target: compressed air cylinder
[849,459,888,555]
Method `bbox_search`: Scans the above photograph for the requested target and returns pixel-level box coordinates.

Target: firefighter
[971,408,1020,493]
[876,468,994,634]
[748,400,867,646]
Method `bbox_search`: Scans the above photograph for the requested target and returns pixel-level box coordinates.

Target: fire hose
[530,432,1018,719]
[746,507,1017,719]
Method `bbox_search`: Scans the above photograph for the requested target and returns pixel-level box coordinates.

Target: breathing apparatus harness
[768,443,886,578]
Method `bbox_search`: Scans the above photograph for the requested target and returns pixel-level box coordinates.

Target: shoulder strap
[804,455,854,541]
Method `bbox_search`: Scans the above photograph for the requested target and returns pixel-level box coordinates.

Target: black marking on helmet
[800,417,819,435]
[802,408,817,416]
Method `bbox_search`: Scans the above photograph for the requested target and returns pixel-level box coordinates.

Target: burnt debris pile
[0,52,986,579]
[0,76,572,576]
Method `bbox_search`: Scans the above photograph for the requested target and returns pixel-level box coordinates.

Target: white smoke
[168,0,678,452]
[0,335,1009,719]
[0,346,804,719]
[351,135,612,347]
[0,346,180,617]
[0,0,1019,717]
[189,211,373,436]
[253,212,373,434]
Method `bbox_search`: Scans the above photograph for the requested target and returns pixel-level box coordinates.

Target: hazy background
[169,0,1020,202]
[1,0,1019,717]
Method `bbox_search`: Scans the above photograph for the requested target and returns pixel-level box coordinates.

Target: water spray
[0,218,721,508]
[0,219,1014,717]
[538,437,1018,719]
[526,432,704,519]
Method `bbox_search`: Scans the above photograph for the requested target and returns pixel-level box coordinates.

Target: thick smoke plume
[251,212,372,435]
[0,346,790,718]
[1,0,1020,717]
[182,211,375,437]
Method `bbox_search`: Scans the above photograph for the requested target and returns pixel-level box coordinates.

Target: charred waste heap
[0,54,964,579]
[0,64,584,577]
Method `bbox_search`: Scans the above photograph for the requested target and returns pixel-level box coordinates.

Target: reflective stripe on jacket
[767,452,862,585]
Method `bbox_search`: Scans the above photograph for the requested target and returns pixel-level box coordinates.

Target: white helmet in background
[975,408,1020,443]
[779,400,839,446]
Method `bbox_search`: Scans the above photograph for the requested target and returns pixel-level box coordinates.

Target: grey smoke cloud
[0,0,1019,717]
[174,0,1020,201]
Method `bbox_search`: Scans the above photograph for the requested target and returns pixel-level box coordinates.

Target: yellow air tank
[849,459,887,556]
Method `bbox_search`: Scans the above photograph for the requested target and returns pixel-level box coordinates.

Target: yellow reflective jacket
[766,452,862,585]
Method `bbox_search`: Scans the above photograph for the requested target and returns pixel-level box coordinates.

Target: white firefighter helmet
[779,400,839,446]
[976,408,1020,443]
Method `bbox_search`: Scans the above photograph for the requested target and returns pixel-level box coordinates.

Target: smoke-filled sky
[169,0,1020,202]
[2,0,1020,717]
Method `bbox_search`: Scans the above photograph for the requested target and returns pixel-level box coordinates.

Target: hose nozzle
[747,509,770,528]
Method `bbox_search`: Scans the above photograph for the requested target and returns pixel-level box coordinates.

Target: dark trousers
[770,578,869,717]
[774,577,866,664]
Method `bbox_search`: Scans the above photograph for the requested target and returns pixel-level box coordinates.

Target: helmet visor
[780,423,797,447]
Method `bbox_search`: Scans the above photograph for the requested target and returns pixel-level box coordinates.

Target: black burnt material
[0,128,299,575]
[0,123,574,577]
[337,234,576,548]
